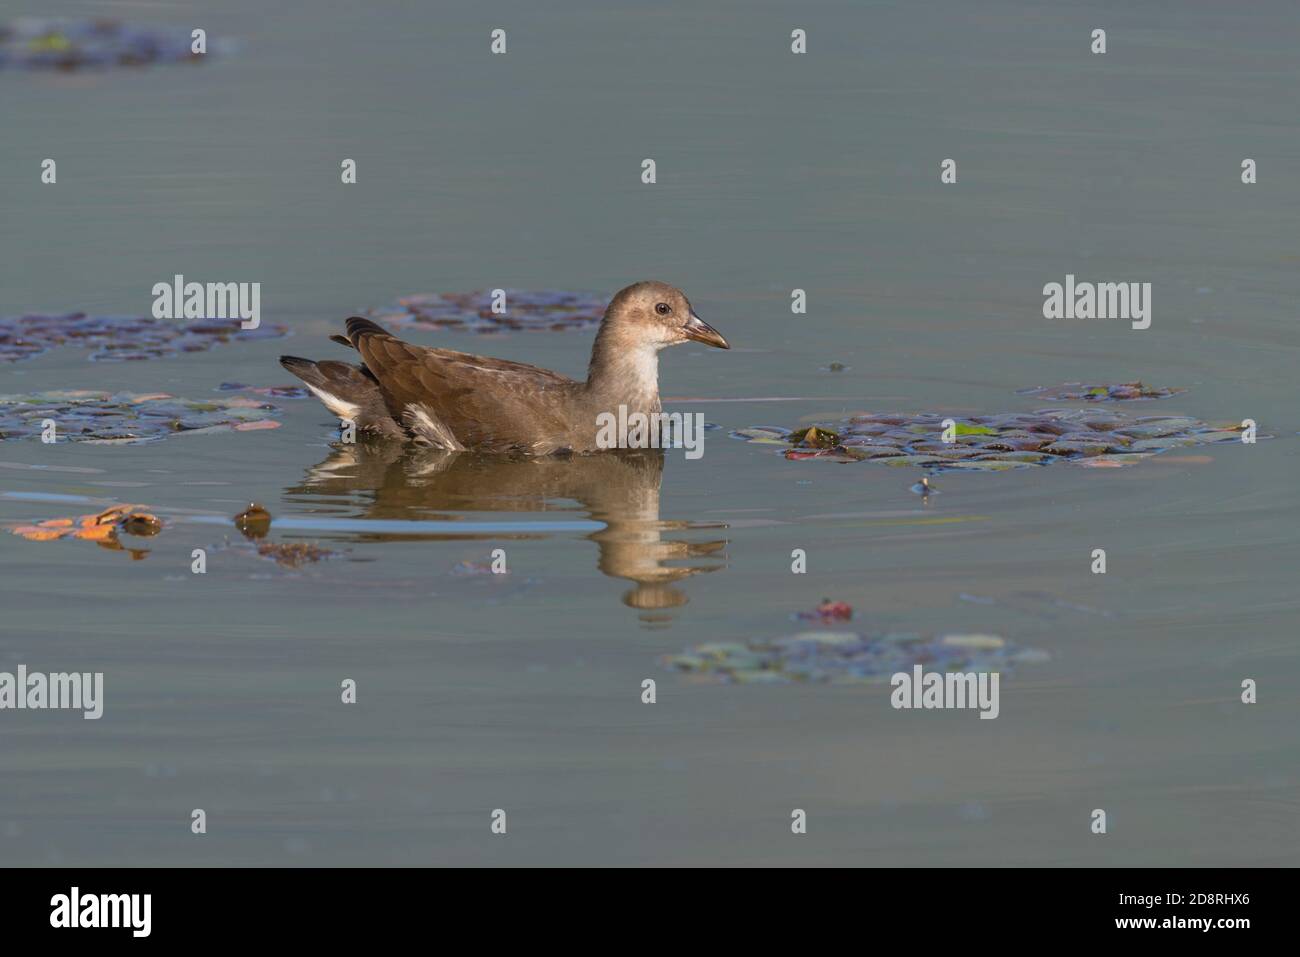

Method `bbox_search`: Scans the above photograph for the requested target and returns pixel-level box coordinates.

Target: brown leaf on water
[10,504,162,557]
[233,503,272,539]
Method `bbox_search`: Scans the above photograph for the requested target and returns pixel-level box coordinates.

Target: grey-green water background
[1,0,1297,865]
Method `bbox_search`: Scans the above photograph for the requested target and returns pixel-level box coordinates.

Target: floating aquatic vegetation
[217,382,310,399]
[0,313,287,363]
[367,289,607,334]
[221,504,344,567]
[788,425,841,449]
[0,391,282,444]
[253,541,341,568]
[450,560,502,577]
[10,504,162,559]
[1016,381,1186,402]
[663,630,1048,686]
[794,599,853,622]
[233,503,273,539]
[730,427,791,445]
[731,409,1256,471]
[958,590,1113,620]
[0,18,212,71]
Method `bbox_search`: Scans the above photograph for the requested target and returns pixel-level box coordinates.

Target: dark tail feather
[280,355,375,395]
[279,356,404,438]
[344,316,392,344]
[280,355,337,391]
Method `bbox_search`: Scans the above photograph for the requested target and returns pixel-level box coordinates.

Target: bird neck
[585,325,661,413]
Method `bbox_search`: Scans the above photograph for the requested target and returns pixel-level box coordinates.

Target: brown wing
[344,317,579,451]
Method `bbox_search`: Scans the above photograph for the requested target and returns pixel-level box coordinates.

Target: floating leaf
[10,504,162,559]
[1074,455,1144,468]
[0,313,287,364]
[217,383,309,399]
[0,18,215,71]
[940,634,1005,649]
[941,459,1019,471]
[730,427,788,445]
[664,630,1047,686]
[1016,381,1187,402]
[0,390,282,443]
[733,409,1260,474]
[368,289,607,334]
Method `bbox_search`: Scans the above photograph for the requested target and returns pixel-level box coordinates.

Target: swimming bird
[279,281,728,454]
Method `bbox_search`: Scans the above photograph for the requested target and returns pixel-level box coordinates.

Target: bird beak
[682,311,730,349]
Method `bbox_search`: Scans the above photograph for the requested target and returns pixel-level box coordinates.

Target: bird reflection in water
[283,442,727,621]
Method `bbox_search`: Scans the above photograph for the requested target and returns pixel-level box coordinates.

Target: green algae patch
[731,409,1258,472]
[368,289,607,334]
[1016,381,1186,402]
[664,630,1048,686]
[0,391,282,444]
[0,314,287,363]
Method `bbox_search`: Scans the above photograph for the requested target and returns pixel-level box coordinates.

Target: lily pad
[217,383,309,399]
[367,289,607,334]
[1016,381,1186,402]
[0,313,287,363]
[731,427,788,445]
[0,390,282,443]
[664,629,1047,686]
[0,18,215,70]
[732,409,1257,473]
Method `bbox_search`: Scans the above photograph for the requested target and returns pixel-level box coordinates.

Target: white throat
[624,344,661,402]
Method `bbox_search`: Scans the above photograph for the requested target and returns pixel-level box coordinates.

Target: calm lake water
[2,1,1298,866]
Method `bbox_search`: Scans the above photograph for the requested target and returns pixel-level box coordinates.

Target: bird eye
[655,302,671,316]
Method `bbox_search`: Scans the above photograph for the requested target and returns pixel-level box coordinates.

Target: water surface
[2,0,1298,866]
